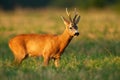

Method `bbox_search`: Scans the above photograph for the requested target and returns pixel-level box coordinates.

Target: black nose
[75,32,79,36]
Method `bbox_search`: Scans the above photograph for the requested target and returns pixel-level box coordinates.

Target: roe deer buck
[9,8,80,67]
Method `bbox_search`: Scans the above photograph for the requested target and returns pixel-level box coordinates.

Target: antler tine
[66,8,72,22]
[66,8,69,16]
[73,8,78,22]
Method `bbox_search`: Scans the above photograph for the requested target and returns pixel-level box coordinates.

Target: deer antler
[73,8,80,24]
[73,8,78,23]
[66,8,72,22]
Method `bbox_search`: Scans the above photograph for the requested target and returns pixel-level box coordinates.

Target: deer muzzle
[74,31,79,36]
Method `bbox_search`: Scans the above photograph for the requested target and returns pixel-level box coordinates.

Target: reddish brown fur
[9,9,80,67]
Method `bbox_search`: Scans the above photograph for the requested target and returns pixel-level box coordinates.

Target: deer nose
[74,31,79,36]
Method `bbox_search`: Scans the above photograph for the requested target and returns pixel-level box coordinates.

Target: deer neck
[59,28,73,49]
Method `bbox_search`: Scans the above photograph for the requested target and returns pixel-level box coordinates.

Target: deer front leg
[54,57,60,67]
[43,56,50,66]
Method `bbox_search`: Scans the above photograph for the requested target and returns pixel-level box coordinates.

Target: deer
[8,8,80,67]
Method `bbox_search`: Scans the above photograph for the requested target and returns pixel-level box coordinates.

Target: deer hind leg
[9,42,27,65]
[13,51,27,65]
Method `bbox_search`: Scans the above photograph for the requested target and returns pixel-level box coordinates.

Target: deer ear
[75,16,80,24]
[61,16,70,26]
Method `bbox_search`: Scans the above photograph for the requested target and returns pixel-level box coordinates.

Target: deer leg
[9,41,27,65]
[12,47,27,65]
[54,57,60,67]
[43,56,50,66]
[13,52,27,65]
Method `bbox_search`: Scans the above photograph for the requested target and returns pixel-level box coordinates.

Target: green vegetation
[0,9,120,80]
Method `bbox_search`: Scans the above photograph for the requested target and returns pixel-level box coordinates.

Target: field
[0,8,120,80]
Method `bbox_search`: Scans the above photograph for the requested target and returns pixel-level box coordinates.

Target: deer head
[61,8,80,37]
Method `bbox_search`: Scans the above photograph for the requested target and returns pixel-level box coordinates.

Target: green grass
[0,9,120,80]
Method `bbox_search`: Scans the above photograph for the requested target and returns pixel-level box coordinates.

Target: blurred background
[0,0,120,10]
